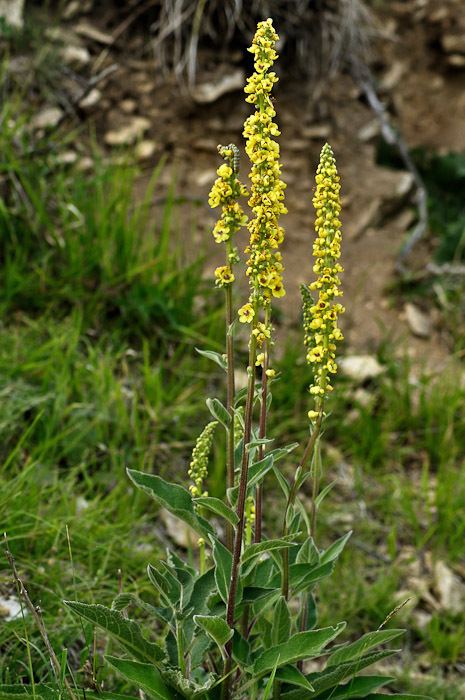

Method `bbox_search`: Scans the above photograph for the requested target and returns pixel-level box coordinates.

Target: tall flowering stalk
[208,146,247,550]
[282,143,343,598]
[224,17,286,691]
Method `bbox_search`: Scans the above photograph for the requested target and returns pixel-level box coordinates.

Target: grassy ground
[1,47,465,700]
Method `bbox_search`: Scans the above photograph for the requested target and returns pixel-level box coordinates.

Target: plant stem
[254,308,270,543]
[225,283,236,551]
[223,327,258,698]
[176,618,186,677]
[281,409,324,599]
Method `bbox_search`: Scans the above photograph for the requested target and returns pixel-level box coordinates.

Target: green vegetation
[1,15,465,700]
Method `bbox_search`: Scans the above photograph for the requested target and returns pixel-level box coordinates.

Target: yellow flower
[303,143,344,419]
[243,19,286,307]
[238,303,255,323]
[215,265,235,287]
[266,368,276,378]
[208,143,248,249]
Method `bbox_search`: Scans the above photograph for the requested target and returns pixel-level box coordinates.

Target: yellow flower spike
[303,143,344,423]
[208,143,248,247]
[188,421,217,498]
[243,18,287,308]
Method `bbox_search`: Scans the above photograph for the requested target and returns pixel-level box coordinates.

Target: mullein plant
[55,18,431,700]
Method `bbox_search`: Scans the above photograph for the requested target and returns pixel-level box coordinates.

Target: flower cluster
[188,421,217,497]
[242,19,287,307]
[208,144,247,263]
[304,143,344,421]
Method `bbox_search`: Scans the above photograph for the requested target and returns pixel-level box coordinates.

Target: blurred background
[1,1,465,698]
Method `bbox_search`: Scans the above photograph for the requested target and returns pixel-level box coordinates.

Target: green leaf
[253,624,346,675]
[272,596,291,646]
[210,536,232,605]
[314,480,337,509]
[105,656,178,700]
[296,538,319,566]
[276,665,314,691]
[64,601,164,663]
[362,696,433,700]
[273,465,290,498]
[147,563,182,608]
[194,496,238,526]
[327,675,392,698]
[111,593,135,612]
[262,658,280,700]
[232,630,251,668]
[320,531,352,565]
[195,348,227,371]
[194,615,233,654]
[327,629,405,667]
[185,568,216,615]
[206,397,231,428]
[241,537,297,565]
[127,469,213,539]
[307,649,399,696]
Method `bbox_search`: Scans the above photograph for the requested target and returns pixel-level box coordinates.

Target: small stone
[448,54,465,68]
[301,124,331,140]
[404,303,431,338]
[120,99,137,114]
[56,150,78,165]
[442,35,465,55]
[0,595,23,621]
[339,355,385,382]
[104,116,151,146]
[63,0,81,19]
[160,509,197,548]
[79,88,101,110]
[76,156,94,172]
[380,61,406,91]
[60,45,91,68]
[135,139,156,160]
[195,169,216,187]
[286,138,308,152]
[349,198,382,239]
[357,120,380,143]
[32,107,64,130]
[192,69,244,104]
[434,560,465,614]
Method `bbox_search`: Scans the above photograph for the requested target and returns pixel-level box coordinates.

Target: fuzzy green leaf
[210,536,232,605]
[241,537,297,565]
[194,615,233,652]
[320,531,352,565]
[276,665,314,691]
[127,469,213,539]
[327,629,405,667]
[105,656,178,700]
[195,348,227,371]
[306,649,399,697]
[0,687,57,700]
[194,496,238,526]
[253,624,346,675]
[64,601,164,663]
[206,397,231,428]
[111,593,135,612]
[325,675,392,698]
[185,568,216,615]
[272,596,291,646]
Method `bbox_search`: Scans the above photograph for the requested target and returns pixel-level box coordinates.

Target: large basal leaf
[64,601,164,663]
[127,469,213,538]
[253,624,346,675]
[105,656,179,700]
[327,629,404,667]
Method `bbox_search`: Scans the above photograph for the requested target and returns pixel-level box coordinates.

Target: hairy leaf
[272,597,291,646]
[127,469,213,538]
[105,656,178,700]
[327,629,405,667]
[276,665,314,691]
[320,531,352,565]
[194,496,239,526]
[194,615,233,654]
[253,624,346,675]
[64,601,164,663]
[210,536,232,605]
[195,348,227,371]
